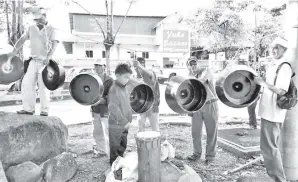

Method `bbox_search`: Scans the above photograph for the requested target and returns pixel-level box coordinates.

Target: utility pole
[280,0,298,181]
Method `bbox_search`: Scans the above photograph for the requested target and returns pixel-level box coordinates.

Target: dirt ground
[67,116,273,182]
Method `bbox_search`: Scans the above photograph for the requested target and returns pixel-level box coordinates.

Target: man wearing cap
[7,5,59,116]
[91,59,114,157]
[186,56,219,165]
[254,37,292,182]
[133,57,160,132]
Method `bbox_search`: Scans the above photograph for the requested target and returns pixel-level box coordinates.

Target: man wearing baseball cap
[7,5,59,116]
[254,37,292,182]
[91,59,114,157]
[186,56,219,165]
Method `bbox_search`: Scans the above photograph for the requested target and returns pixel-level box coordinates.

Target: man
[91,59,113,157]
[133,57,160,132]
[186,57,219,165]
[247,53,264,129]
[7,6,59,116]
[254,37,292,182]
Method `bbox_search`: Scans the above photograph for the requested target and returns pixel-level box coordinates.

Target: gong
[42,60,66,91]
[69,73,104,106]
[0,54,24,84]
[215,65,261,108]
[127,78,154,114]
[165,75,207,114]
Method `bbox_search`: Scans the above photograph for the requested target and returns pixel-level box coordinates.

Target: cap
[30,6,46,20]
[94,59,105,66]
[271,37,288,49]
[187,56,198,66]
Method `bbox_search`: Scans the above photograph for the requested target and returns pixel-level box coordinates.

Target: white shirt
[24,24,59,61]
[258,57,292,123]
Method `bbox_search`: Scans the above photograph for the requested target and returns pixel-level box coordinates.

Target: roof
[68,0,176,17]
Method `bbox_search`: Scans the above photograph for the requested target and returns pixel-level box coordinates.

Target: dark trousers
[109,129,128,165]
[260,118,286,182]
[247,100,258,127]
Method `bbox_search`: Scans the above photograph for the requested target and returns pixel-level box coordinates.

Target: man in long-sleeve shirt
[186,57,219,165]
[108,63,133,165]
[91,59,113,157]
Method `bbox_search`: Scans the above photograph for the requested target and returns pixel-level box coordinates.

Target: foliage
[187,0,286,59]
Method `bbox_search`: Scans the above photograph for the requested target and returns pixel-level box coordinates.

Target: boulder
[5,161,43,182]
[41,152,78,182]
[0,161,8,182]
[0,111,68,170]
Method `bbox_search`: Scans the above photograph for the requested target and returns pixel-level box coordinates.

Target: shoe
[187,154,201,161]
[40,112,48,116]
[249,125,257,129]
[205,159,215,166]
[92,146,107,158]
[17,110,34,115]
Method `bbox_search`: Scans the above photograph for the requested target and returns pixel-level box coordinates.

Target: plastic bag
[105,152,138,182]
[161,140,175,161]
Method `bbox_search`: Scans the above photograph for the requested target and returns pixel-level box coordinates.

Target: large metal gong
[126,78,154,114]
[69,73,104,106]
[165,75,207,114]
[42,59,66,91]
[215,65,261,108]
[0,54,24,84]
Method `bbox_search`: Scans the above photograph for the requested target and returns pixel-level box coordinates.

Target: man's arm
[197,68,211,83]
[134,61,155,85]
[108,88,129,124]
[255,64,292,95]
[9,30,29,57]
[45,28,59,64]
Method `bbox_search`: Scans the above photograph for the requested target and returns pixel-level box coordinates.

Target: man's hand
[254,77,266,87]
[44,58,50,65]
[124,122,131,130]
[133,60,140,68]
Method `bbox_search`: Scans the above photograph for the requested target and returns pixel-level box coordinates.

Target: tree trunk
[105,45,111,75]
[11,1,17,45]
[17,1,23,59]
[5,1,10,44]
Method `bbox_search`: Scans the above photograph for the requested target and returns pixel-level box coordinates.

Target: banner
[163,30,189,52]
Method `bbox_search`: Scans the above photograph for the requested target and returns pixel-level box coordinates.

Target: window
[102,51,106,58]
[86,50,93,58]
[142,52,149,59]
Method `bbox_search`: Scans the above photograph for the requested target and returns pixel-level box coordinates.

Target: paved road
[0,85,256,126]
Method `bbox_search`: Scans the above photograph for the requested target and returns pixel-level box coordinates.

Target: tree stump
[135,131,161,182]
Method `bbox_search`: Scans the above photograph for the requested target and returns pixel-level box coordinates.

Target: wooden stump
[135,131,161,182]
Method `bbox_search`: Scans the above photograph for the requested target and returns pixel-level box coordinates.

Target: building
[60,2,191,70]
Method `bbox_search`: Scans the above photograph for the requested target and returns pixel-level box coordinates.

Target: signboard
[163,30,189,52]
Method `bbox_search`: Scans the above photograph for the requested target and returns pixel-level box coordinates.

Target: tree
[187,0,249,59]
[71,0,135,75]
[245,2,286,61]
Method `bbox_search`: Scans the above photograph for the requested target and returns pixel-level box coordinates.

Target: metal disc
[69,74,104,105]
[224,71,252,99]
[130,84,154,113]
[0,54,24,84]
[42,60,66,91]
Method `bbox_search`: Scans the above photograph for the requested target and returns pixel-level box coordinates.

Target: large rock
[0,161,8,182]
[0,111,68,170]
[41,152,78,182]
[5,161,43,182]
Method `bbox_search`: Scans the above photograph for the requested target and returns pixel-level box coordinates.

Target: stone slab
[218,128,261,158]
